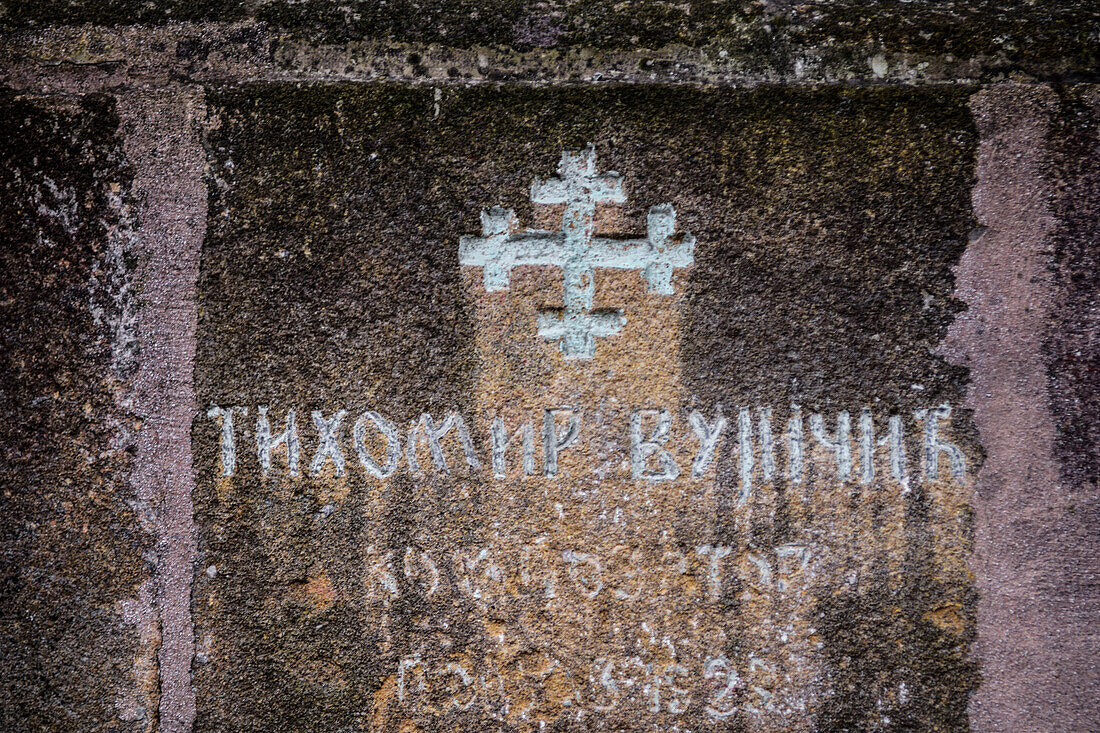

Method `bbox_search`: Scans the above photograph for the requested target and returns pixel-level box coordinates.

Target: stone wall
[0,4,1097,732]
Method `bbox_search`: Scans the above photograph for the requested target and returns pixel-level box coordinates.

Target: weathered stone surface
[117,87,207,733]
[944,84,1100,733]
[193,83,980,730]
[1041,82,1100,733]
[1,2,1098,81]
[256,0,1100,75]
[0,0,245,27]
[0,91,157,729]
[679,86,980,731]
[1049,86,1100,491]
[1,5,1096,727]
[193,83,480,731]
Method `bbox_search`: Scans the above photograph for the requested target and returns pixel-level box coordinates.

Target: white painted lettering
[256,406,300,477]
[810,410,852,482]
[859,407,875,485]
[364,545,398,599]
[662,662,692,714]
[543,408,580,478]
[444,663,477,710]
[309,409,347,476]
[861,409,909,488]
[562,549,603,598]
[630,408,680,482]
[353,410,401,479]
[490,417,535,478]
[397,653,426,702]
[689,408,726,478]
[207,404,245,477]
[915,404,966,481]
[738,407,753,504]
[703,655,742,719]
[884,415,910,487]
[788,405,804,484]
[696,544,732,601]
[403,546,440,598]
[455,546,503,601]
[408,412,481,476]
[759,407,776,483]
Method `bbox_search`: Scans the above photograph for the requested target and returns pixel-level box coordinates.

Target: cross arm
[587,204,695,294]
[459,207,565,291]
[531,174,627,205]
[531,143,626,205]
[587,235,695,269]
[459,230,564,267]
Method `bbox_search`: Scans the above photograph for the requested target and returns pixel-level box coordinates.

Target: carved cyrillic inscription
[208,403,968,486]
[361,538,817,722]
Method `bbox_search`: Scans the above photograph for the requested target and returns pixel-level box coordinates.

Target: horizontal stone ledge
[0,20,1097,92]
[2,1,1097,67]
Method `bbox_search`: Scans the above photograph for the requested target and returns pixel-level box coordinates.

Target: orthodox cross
[460,144,694,359]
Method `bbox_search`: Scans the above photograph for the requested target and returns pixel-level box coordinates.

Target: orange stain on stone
[925,602,967,635]
[294,572,337,609]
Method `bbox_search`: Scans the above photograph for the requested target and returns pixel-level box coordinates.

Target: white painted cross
[460,144,694,359]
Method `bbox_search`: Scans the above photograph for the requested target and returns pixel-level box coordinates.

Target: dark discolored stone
[193,83,483,731]
[680,86,978,414]
[1039,84,1100,730]
[1048,86,1100,489]
[194,82,980,730]
[676,85,981,731]
[1,2,1097,80]
[0,0,249,27]
[0,91,156,729]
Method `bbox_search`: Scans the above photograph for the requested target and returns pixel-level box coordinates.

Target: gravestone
[1,5,1098,733]
[192,84,980,730]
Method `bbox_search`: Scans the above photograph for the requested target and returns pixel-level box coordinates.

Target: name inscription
[206,403,967,487]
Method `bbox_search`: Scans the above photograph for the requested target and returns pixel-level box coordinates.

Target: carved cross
[460,144,694,359]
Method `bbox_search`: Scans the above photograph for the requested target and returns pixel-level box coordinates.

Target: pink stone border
[944,85,1099,732]
[119,89,206,733]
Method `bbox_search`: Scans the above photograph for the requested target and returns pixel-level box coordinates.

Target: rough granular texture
[1,2,1097,77]
[193,83,480,731]
[1048,87,1100,489]
[680,86,977,412]
[679,85,980,731]
[0,92,156,730]
[194,83,979,731]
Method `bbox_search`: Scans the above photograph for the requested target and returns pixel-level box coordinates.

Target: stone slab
[193,82,981,731]
[0,92,157,730]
